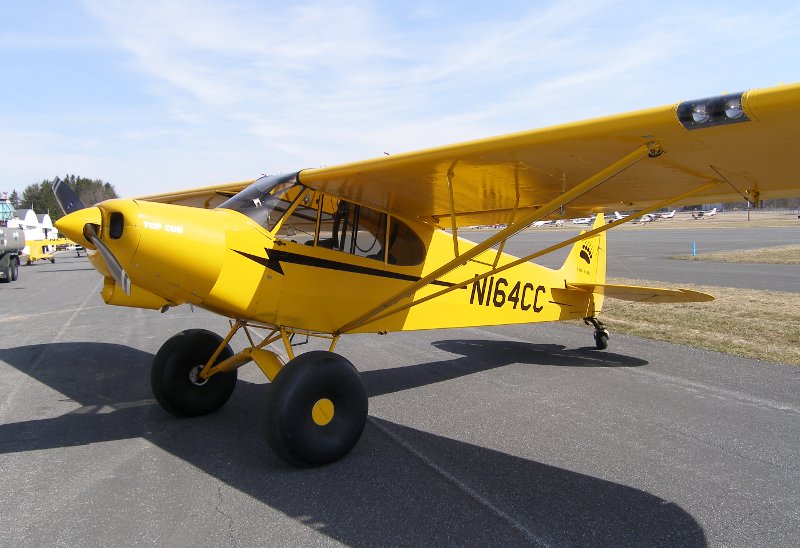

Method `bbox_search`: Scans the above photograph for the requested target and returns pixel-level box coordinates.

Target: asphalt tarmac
[468,225,800,292]
[1,231,798,547]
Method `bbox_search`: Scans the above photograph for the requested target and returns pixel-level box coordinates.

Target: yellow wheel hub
[311,398,334,426]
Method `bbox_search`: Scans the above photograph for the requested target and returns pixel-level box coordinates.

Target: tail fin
[559,214,607,312]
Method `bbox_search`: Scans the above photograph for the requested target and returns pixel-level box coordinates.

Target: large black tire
[151,329,238,417]
[265,351,368,467]
[10,258,18,281]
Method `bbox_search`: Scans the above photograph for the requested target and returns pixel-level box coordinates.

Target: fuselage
[56,176,603,334]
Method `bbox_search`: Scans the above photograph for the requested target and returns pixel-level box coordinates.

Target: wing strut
[340,180,722,330]
[334,144,654,335]
[492,166,521,268]
[446,164,460,257]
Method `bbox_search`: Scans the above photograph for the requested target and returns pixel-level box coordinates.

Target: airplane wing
[568,283,714,304]
[135,180,255,209]
[299,83,800,228]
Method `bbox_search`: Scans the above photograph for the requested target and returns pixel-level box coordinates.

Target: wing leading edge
[136,180,255,209]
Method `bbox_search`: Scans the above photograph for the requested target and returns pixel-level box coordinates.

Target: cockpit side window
[222,179,425,266]
[273,190,317,244]
[387,217,425,266]
[315,196,387,262]
[312,194,424,266]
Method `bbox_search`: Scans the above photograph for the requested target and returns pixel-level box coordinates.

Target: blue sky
[2,0,799,197]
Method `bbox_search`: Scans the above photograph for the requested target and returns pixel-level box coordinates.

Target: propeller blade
[85,224,131,296]
[53,180,86,214]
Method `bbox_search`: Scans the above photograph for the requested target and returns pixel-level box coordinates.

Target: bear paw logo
[579,243,593,265]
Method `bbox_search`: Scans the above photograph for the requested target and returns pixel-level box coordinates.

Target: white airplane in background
[572,216,595,225]
[641,209,677,223]
[611,211,631,223]
[533,219,566,227]
[692,207,718,219]
[640,213,657,223]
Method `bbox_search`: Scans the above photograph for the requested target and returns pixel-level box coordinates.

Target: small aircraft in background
[571,216,596,225]
[53,83,800,467]
[612,211,633,222]
[692,207,718,219]
[639,213,657,223]
[23,237,75,264]
[641,209,678,223]
[533,220,565,228]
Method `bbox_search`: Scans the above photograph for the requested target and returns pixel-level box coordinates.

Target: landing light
[677,91,749,130]
[691,104,710,124]
[724,97,744,119]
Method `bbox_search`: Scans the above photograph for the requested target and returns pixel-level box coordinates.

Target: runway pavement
[468,225,800,292]
[1,241,798,547]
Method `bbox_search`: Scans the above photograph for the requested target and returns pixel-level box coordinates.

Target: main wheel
[151,329,238,417]
[265,351,368,467]
[10,258,18,281]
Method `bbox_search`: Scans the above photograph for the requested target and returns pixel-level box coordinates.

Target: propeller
[84,224,132,296]
[52,182,132,296]
[53,179,86,215]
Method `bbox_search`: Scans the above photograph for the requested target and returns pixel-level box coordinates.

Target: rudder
[559,214,607,311]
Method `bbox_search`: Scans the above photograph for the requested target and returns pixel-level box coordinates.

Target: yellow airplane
[24,237,76,264]
[54,83,800,466]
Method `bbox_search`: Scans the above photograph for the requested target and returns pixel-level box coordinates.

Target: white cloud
[0,131,102,188]
[2,0,797,195]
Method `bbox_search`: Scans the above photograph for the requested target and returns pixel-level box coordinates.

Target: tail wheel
[594,330,609,350]
[585,317,609,350]
[151,329,237,417]
[265,351,368,467]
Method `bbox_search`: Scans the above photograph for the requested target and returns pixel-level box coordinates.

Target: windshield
[217,172,305,230]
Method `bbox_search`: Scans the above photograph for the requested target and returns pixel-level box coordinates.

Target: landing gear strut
[584,317,609,350]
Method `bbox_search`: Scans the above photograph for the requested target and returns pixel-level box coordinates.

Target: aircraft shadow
[364,339,647,398]
[0,343,702,547]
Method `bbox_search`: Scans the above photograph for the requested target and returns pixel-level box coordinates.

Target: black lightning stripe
[234,249,463,289]
[235,250,285,275]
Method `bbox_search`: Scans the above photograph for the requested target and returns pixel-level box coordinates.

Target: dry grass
[671,244,800,264]
[599,277,800,365]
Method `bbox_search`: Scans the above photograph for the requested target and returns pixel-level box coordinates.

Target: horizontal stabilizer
[568,283,714,303]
